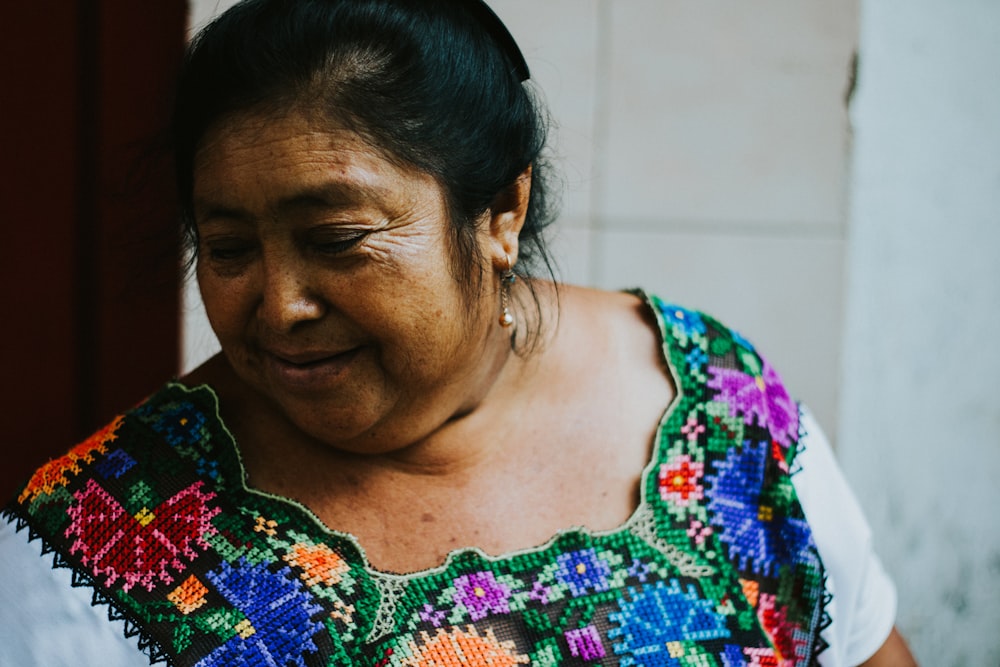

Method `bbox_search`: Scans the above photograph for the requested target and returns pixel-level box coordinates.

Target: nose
[258,258,326,332]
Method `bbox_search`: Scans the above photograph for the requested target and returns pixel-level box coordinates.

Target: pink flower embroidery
[681,416,706,442]
[66,479,220,592]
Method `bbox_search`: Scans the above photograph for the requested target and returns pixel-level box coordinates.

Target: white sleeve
[0,513,150,667]
[792,408,897,667]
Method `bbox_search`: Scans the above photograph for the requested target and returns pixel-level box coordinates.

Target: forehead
[192,108,435,212]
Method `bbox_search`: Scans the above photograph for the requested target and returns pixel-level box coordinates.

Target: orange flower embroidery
[740,578,760,608]
[401,626,529,666]
[168,574,209,615]
[18,415,125,504]
[282,542,350,587]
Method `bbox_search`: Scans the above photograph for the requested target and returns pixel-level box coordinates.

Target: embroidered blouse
[0,295,896,666]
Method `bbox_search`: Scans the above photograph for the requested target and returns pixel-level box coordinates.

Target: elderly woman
[1,1,915,665]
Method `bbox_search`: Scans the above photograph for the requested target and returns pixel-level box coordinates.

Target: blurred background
[3,1,997,663]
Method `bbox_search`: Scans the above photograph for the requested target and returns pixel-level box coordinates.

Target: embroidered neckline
[167,289,685,582]
[7,290,829,666]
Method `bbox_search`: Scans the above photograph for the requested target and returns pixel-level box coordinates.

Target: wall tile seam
[589,219,846,241]
[586,0,614,287]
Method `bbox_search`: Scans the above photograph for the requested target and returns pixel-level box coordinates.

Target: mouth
[262,347,362,389]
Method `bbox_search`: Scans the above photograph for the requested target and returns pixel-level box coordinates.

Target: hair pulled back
[172,0,557,289]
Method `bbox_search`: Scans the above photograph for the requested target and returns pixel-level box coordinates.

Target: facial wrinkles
[191,110,514,456]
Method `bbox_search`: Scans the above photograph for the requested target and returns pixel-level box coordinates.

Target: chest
[295,371,673,573]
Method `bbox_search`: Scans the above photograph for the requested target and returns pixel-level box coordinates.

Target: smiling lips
[262,347,362,390]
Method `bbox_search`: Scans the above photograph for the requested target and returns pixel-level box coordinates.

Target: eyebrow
[194,179,388,226]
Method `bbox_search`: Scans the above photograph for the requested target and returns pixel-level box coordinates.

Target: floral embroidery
[662,305,707,341]
[757,593,808,665]
[199,558,325,667]
[398,626,529,666]
[452,571,512,620]
[282,541,350,588]
[687,520,713,546]
[566,624,606,660]
[681,415,706,442]
[141,401,209,448]
[7,295,828,667]
[94,448,137,480]
[704,440,813,575]
[608,580,730,666]
[65,478,220,591]
[554,548,612,596]
[744,646,780,666]
[168,574,209,615]
[18,415,123,504]
[707,361,799,447]
[418,603,446,627]
[659,454,705,506]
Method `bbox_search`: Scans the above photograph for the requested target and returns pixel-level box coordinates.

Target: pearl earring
[499,254,516,327]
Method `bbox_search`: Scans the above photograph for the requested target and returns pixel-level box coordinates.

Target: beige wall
[496,1,857,440]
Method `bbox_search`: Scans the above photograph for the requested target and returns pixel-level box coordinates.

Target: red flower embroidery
[66,479,220,592]
[756,593,808,666]
[658,455,704,506]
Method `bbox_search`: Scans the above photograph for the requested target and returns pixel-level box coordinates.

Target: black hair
[172,0,559,327]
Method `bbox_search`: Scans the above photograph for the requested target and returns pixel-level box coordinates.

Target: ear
[485,166,531,271]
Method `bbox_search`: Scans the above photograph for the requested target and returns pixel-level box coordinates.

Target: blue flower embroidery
[555,548,612,596]
[685,346,708,371]
[95,449,136,480]
[197,558,325,667]
[704,440,813,574]
[658,304,707,340]
[141,401,209,448]
[608,579,729,666]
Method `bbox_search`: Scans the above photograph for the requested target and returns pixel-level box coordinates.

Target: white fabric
[0,515,148,666]
[0,410,895,666]
[793,408,897,665]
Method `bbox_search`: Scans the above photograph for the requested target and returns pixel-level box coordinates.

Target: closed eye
[309,229,371,256]
[203,240,255,262]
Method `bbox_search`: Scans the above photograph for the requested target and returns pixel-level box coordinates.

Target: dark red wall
[1,2,187,500]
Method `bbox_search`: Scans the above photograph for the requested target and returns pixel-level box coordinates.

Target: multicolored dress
[2,295,884,666]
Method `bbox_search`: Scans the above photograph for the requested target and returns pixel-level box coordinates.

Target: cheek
[197,272,251,341]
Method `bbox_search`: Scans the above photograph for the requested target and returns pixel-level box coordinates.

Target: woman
[0,1,915,665]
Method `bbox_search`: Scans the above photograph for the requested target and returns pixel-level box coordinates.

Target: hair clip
[463,0,531,82]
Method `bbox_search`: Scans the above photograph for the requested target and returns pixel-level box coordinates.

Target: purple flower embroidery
[555,549,612,597]
[528,580,552,604]
[419,603,447,627]
[566,625,606,660]
[706,359,799,447]
[452,571,511,620]
[627,558,653,583]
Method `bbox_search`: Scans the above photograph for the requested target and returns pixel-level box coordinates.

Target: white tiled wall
[492,0,858,437]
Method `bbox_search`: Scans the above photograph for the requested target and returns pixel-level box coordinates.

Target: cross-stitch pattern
[5,292,829,666]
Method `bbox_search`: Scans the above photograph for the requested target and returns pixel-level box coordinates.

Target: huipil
[5,294,828,666]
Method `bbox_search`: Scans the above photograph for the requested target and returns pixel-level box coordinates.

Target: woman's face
[193,110,514,453]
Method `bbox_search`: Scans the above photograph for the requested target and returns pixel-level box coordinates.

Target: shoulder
[11,382,225,509]
[553,284,668,360]
[548,284,675,400]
